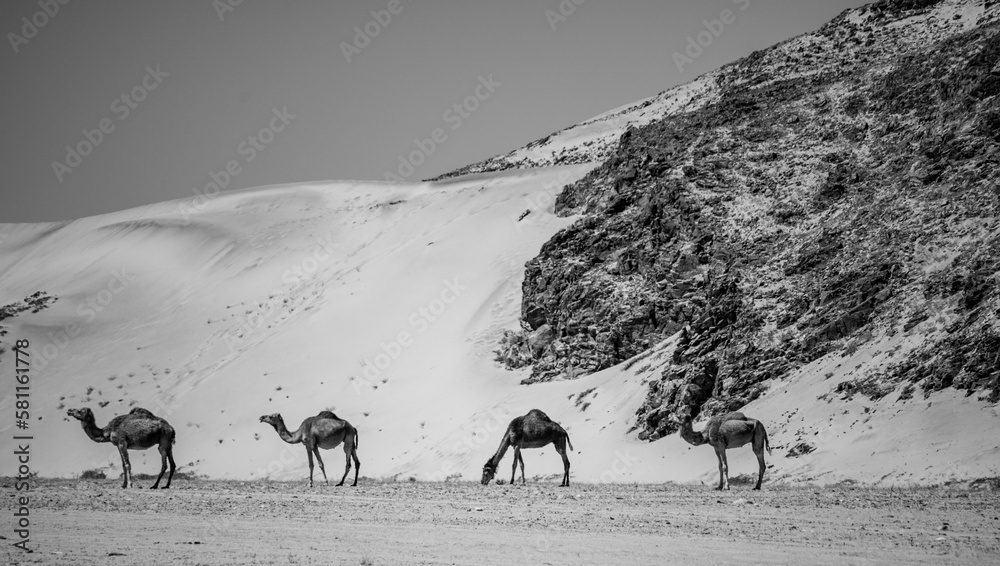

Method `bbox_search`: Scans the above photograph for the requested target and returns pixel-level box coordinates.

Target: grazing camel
[67,407,177,489]
[482,409,574,487]
[259,411,360,487]
[676,410,771,490]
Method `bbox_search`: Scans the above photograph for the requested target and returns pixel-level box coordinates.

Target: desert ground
[3,477,999,565]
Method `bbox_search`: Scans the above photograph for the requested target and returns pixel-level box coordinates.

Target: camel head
[67,407,94,422]
[259,414,283,427]
[672,404,697,425]
[671,407,710,447]
[481,462,497,485]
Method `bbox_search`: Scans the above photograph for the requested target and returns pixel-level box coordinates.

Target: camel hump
[128,407,157,418]
[107,414,129,430]
[526,409,552,421]
[316,410,340,420]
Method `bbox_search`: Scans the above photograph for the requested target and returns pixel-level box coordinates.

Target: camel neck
[79,418,109,443]
[678,420,707,447]
[488,435,511,468]
[272,419,304,444]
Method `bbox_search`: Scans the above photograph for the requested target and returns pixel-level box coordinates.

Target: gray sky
[1,0,868,222]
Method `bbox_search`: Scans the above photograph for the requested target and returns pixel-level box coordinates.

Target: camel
[67,407,177,489]
[481,409,574,487]
[259,411,360,487]
[676,410,771,490]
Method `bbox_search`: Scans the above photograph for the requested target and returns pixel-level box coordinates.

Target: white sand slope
[2,162,996,486]
[2,0,999,486]
[1,165,625,481]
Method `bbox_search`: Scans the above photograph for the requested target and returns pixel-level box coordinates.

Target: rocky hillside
[493,0,1000,439]
[428,74,720,180]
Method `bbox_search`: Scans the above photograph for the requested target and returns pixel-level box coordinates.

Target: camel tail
[566,432,574,452]
[354,429,359,450]
[762,423,771,456]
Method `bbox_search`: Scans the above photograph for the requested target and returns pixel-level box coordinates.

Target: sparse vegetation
[0,291,58,338]
[574,388,596,409]
[79,469,107,480]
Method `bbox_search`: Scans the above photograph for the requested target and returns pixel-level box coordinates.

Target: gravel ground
[3,478,999,565]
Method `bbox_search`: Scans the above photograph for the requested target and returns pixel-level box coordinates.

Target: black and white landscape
[2,0,999,564]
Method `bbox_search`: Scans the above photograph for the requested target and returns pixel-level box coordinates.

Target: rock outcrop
[491,0,1000,438]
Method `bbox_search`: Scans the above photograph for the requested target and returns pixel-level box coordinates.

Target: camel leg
[352,431,361,486]
[164,442,176,489]
[306,446,315,488]
[117,443,131,489]
[714,447,729,490]
[151,443,168,489]
[753,425,767,490]
[510,447,520,485]
[557,444,571,487]
[337,443,352,487]
[313,447,329,485]
[350,446,360,487]
[753,446,766,490]
[721,449,731,491]
[518,450,527,485]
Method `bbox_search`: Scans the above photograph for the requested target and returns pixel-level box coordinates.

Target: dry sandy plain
[3,477,999,565]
